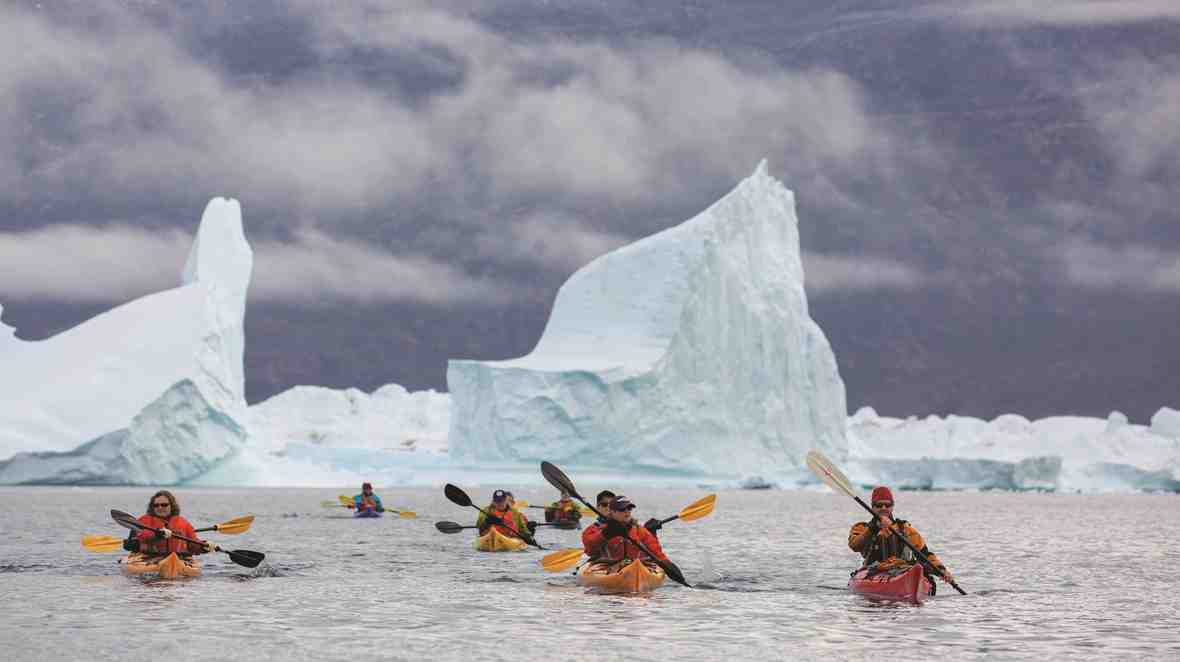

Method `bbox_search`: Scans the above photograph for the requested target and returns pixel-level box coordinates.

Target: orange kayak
[121,552,202,579]
[577,559,666,594]
[474,528,528,552]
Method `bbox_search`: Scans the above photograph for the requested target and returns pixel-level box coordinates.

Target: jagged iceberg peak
[0,198,252,461]
[182,197,253,406]
[448,160,848,479]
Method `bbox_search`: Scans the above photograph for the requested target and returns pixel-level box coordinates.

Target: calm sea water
[1,486,1177,661]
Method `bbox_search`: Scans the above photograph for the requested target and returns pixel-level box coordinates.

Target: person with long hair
[122,490,214,557]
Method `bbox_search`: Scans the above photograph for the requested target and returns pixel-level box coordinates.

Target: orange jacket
[582,520,668,562]
[476,505,534,543]
[135,514,205,556]
[848,519,946,572]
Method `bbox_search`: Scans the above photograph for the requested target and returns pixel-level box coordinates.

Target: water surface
[2,487,1177,661]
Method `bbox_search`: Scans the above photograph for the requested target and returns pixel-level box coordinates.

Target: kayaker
[544,491,583,526]
[477,490,537,545]
[505,491,538,535]
[848,486,955,586]
[121,490,215,556]
[352,482,384,514]
[582,496,669,563]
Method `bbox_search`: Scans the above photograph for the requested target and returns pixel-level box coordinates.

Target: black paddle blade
[435,521,465,534]
[658,559,691,588]
[110,509,143,531]
[224,549,265,568]
[444,483,472,507]
[539,461,580,500]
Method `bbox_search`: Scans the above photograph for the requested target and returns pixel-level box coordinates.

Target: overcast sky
[3,0,1178,419]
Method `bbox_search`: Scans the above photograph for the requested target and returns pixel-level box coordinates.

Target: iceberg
[846,407,1180,492]
[447,161,848,482]
[0,198,252,462]
[0,379,247,485]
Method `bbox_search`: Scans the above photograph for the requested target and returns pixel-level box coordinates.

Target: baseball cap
[609,496,636,511]
[492,489,509,501]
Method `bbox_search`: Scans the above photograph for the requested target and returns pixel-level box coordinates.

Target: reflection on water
[1,486,1178,661]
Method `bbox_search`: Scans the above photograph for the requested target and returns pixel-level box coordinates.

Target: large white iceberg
[447,161,848,481]
[0,379,247,485]
[0,198,252,461]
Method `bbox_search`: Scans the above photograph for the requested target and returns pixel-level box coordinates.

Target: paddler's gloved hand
[202,541,217,553]
[122,538,140,552]
[602,520,629,539]
[939,569,954,583]
[526,521,538,534]
[157,527,174,539]
[484,514,503,526]
[643,518,662,534]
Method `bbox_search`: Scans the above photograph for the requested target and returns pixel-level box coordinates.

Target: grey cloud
[932,1,1180,26]
[1076,59,1180,179]
[802,252,928,295]
[250,230,513,306]
[0,223,508,306]
[1056,238,1180,291]
[472,211,632,272]
[0,224,192,302]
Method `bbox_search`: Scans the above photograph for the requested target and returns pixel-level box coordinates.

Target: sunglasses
[152,502,170,508]
[872,502,893,508]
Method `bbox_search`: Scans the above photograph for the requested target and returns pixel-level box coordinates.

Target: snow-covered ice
[0,198,252,460]
[447,161,848,483]
[1,179,1177,492]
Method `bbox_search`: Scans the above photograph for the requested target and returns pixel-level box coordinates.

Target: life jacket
[135,514,202,556]
[482,506,527,539]
[355,493,381,511]
[583,521,668,562]
[861,518,916,565]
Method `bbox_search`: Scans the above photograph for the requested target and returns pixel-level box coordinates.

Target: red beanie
[870,486,894,503]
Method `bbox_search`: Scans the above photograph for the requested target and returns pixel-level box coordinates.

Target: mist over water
[2,487,1177,661]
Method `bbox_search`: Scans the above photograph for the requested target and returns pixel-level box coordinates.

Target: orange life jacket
[582,521,668,562]
[135,514,203,556]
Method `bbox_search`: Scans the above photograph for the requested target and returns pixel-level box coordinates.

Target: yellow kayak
[474,528,528,552]
[577,559,666,594]
[120,552,201,579]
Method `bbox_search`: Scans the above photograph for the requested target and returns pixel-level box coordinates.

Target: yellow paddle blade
[513,500,530,509]
[82,535,124,552]
[579,506,596,516]
[540,548,584,573]
[677,494,717,522]
[338,495,353,506]
[396,510,417,519]
[806,450,857,498]
[321,500,345,508]
[212,515,254,534]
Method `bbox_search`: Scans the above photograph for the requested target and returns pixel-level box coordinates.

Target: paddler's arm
[374,495,384,512]
[903,524,953,582]
[848,522,876,552]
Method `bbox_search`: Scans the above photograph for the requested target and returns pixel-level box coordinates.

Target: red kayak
[848,563,933,604]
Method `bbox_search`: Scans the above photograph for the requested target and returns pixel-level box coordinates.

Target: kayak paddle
[805,450,966,595]
[436,520,577,534]
[84,514,257,552]
[539,494,717,573]
[110,509,265,569]
[442,484,543,549]
[194,515,255,535]
[335,495,417,517]
[539,461,691,588]
[81,535,126,552]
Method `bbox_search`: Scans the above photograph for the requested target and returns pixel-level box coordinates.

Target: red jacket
[582,520,668,562]
[135,514,204,555]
